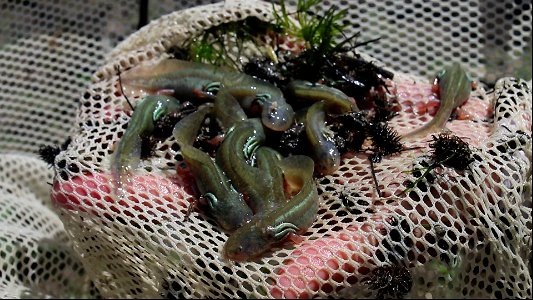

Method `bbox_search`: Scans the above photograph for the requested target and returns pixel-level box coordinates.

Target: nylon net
[0,0,532,299]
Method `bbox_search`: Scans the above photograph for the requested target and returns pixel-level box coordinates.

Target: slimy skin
[213,89,247,130]
[255,147,285,210]
[223,155,318,261]
[172,103,214,146]
[111,95,182,197]
[172,104,253,232]
[221,72,294,131]
[121,58,294,131]
[180,146,254,232]
[292,82,360,175]
[214,92,286,215]
[285,80,359,113]
[120,59,227,100]
[402,62,472,141]
[215,119,273,215]
[305,101,341,175]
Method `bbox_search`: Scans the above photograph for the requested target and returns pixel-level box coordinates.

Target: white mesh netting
[1,0,532,299]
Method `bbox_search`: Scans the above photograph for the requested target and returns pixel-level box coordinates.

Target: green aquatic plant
[273,0,348,78]
[268,0,391,99]
[273,0,348,55]
[187,34,227,66]
[403,133,474,194]
[181,16,278,69]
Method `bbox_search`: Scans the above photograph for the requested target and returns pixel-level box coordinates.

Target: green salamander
[172,103,214,146]
[214,89,285,215]
[218,143,286,216]
[172,104,253,232]
[255,146,285,210]
[223,155,318,261]
[121,58,294,131]
[215,118,274,215]
[402,62,472,141]
[213,89,247,130]
[305,100,341,175]
[111,95,182,196]
[120,59,227,100]
[285,80,359,113]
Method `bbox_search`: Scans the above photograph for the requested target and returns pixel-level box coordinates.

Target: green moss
[273,0,349,56]
[182,16,277,69]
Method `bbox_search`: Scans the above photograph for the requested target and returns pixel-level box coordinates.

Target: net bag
[2,0,532,298]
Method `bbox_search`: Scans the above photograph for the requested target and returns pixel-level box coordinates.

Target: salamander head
[314,143,341,175]
[197,190,253,233]
[261,97,294,131]
[223,219,300,261]
[223,223,267,261]
[438,62,472,108]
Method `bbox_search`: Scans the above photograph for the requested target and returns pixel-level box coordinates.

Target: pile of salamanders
[109,52,474,262]
[101,2,476,262]
[110,52,389,261]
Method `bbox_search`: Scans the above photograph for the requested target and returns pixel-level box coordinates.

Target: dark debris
[363,265,413,299]
[275,122,307,156]
[38,137,71,167]
[429,133,474,170]
[368,122,404,163]
[329,111,369,153]
[192,115,225,158]
[243,57,287,87]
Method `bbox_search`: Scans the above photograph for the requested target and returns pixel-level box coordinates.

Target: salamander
[214,118,273,215]
[285,80,359,113]
[402,62,472,141]
[120,58,294,131]
[172,103,253,232]
[223,155,318,261]
[111,95,182,197]
[305,100,341,175]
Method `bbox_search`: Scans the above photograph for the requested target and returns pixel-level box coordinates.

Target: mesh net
[1,0,532,299]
